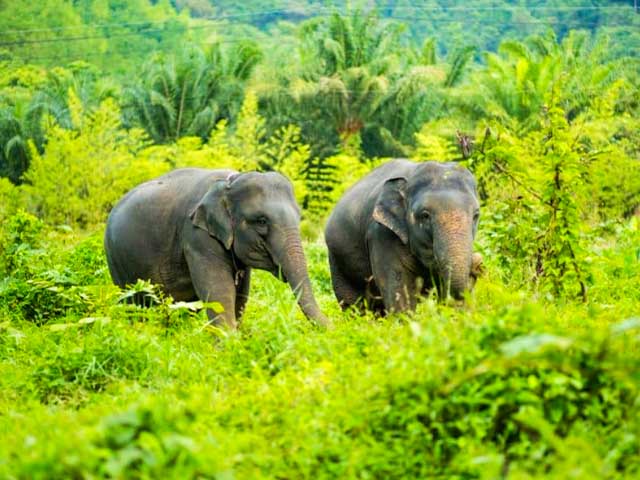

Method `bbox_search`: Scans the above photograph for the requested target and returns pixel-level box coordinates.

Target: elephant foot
[207,309,238,330]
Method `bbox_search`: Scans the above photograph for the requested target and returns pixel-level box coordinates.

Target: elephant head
[373,162,480,300]
[190,171,329,327]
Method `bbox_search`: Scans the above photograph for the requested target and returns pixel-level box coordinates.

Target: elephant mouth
[260,243,286,281]
[270,266,287,283]
[248,250,284,281]
[243,249,277,272]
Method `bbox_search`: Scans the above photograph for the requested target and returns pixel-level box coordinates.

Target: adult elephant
[325,159,482,314]
[105,168,330,328]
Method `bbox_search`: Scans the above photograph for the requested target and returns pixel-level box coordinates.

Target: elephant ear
[190,179,234,250]
[372,177,409,244]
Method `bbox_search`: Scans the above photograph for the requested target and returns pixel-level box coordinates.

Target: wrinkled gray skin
[325,159,481,314]
[105,168,329,328]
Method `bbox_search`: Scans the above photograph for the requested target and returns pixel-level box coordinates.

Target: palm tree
[374,43,477,154]
[123,42,262,144]
[0,103,30,184]
[462,30,618,131]
[258,12,476,158]
[0,63,117,183]
[256,11,408,157]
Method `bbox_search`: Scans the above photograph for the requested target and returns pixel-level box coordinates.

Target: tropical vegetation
[1,1,639,478]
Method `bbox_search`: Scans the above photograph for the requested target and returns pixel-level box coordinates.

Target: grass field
[0,218,638,479]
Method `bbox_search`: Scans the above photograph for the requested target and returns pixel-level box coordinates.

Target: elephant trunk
[434,213,474,300]
[275,227,331,328]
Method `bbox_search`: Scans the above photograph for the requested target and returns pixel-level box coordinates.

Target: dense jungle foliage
[1,1,640,478]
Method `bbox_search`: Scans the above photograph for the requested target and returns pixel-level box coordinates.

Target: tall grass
[0,224,638,478]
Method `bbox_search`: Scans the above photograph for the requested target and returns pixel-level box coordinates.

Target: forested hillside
[1,1,639,478]
[3,1,640,69]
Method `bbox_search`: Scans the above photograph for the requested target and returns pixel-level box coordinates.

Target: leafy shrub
[589,217,640,304]
[578,81,640,220]
[0,209,44,275]
[413,119,461,162]
[470,102,588,299]
[23,94,169,226]
[64,232,110,285]
[364,331,637,476]
[0,176,23,220]
[28,323,153,403]
[468,83,640,301]
[303,151,379,222]
[0,273,90,324]
[1,266,639,478]
[0,213,106,323]
[94,404,207,478]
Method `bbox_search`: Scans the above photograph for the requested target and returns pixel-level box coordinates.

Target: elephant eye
[473,211,480,223]
[253,216,269,227]
[419,210,431,223]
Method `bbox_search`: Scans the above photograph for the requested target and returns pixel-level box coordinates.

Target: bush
[0,213,107,323]
[0,176,23,221]
[28,323,154,403]
[23,94,169,227]
[0,209,44,275]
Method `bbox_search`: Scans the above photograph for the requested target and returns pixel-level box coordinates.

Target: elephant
[104,168,330,328]
[324,159,482,314]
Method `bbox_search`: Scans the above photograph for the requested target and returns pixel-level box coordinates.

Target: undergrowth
[0,217,638,479]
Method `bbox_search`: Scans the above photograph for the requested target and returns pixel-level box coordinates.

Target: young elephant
[105,168,330,328]
[325,159,482,314]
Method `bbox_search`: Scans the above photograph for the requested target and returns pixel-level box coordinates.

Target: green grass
[0,225,639,479]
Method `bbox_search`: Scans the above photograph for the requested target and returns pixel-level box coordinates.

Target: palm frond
[444,46,476,88]
[420,38,437,66]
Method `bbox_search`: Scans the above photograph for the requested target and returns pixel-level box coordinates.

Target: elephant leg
[184,243,237,329]
[374,264,419,313]
[368,231,421,314]
[363,276,386,315]
[328,250,364,310]
[235,268,251,321]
